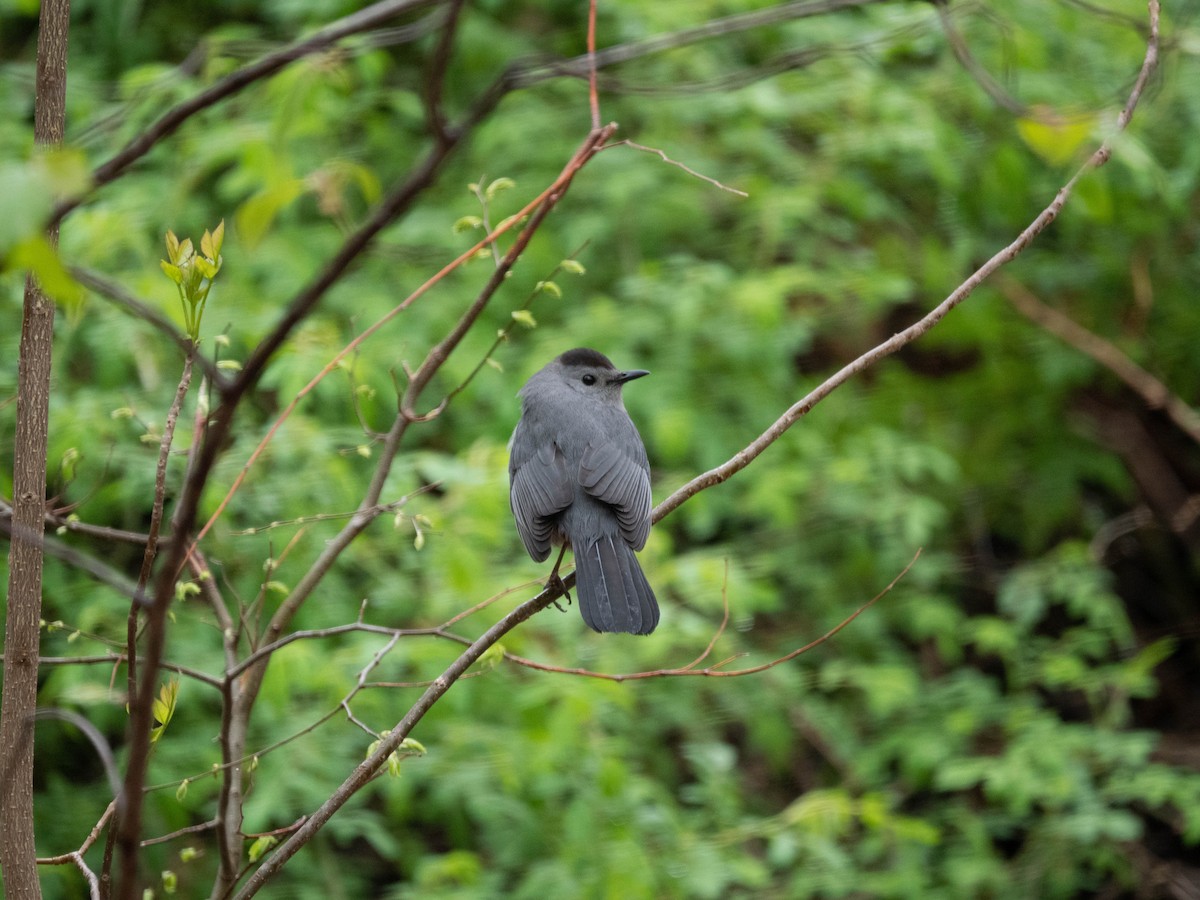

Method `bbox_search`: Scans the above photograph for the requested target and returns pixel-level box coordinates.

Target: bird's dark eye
[581,374,596,386]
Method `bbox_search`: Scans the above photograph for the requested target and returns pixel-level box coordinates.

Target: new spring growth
[161,220,224,341]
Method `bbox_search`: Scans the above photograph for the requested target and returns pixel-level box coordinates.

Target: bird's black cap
[558,348,616,369]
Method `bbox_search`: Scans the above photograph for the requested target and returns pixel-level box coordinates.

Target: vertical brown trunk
[0,2,71,898]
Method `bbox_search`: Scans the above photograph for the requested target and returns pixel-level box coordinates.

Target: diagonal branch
[49,0,446,225]
[999,275,1200,447]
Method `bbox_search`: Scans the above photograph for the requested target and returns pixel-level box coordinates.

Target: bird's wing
[579,439,652,550]
[509,439,573,561]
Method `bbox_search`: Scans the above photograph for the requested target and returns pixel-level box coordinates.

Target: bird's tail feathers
[574,536,659,635]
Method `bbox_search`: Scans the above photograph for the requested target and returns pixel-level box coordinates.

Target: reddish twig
[502,550,921,681]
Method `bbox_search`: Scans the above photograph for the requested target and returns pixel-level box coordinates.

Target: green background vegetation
[3,0,1200,896]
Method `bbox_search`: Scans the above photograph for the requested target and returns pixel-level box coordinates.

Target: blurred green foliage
[3,0,1200,897]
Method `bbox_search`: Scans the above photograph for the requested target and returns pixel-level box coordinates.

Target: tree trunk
[0,1,71,897]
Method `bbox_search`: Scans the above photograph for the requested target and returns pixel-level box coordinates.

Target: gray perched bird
[509,348,659,634]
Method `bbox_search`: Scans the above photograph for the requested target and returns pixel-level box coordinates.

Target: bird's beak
[613,369,650,384]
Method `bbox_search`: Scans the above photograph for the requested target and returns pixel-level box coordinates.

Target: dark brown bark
[0,1,71,897]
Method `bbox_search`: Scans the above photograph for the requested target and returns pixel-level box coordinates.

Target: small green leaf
[174,581,201,602]
[247,835,278,863]
[453,215,483,233]
[235,181,303,249]
[485,177,516,199]
[210,219,225,258]
[150,678,179,745]
[162,870,177,895]
[477,642,505,670]
[216,360,243,371]
[194,256,217,279]
[9,235,85,306]
[485,357,503,372]
[536,280,562,298]
[165,230,180,262]
[399,737,427,755]
[1016,107,1096,166]
[560,259,586,275]
[511,309,537,328]
[496,213,525,232]
[176,779,189,802]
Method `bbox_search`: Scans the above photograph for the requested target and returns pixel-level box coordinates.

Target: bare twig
[127,350,195,711]
[502,551,920,681]
[587,0,601,130]
[1,653,221,690]
[0,510,148,605]
[607,140,748,197]
[423,0,465,144]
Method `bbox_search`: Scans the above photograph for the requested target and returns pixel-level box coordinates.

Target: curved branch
[502,551,921,681]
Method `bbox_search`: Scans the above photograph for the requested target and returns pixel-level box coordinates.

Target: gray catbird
[509,348,659,634]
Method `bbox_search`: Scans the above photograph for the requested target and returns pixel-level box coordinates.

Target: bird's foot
[547,572,572,612]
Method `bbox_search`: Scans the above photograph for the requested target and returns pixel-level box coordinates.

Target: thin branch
[402,124,619,418]
[226,623,443,680]
[423,0,466,145]
[999,275,1200,447]
[678,560,733,672]
[140,818,219,848]
[232,582,565,899]
[127,350,194,711]
[0,654,221,690]
[229,495,425,536]
[502,551,920,681]
[653,0,1160,523]
[49,0,445,224]
[608,140,748,197]
[512,0,889,88]
[933,0,1026,114]
[441,245,592,407]
[587,0,601,130]
[0,511,148,605]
